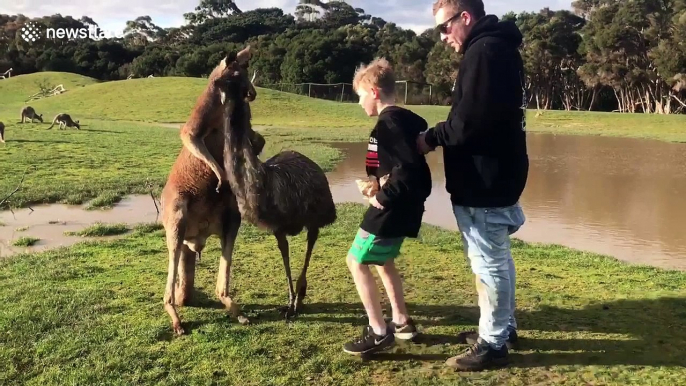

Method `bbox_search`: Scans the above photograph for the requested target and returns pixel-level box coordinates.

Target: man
[417,0,529,371]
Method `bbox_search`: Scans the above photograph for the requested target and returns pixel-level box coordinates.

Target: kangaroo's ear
[224,50,237,64]
[236,45,251,65]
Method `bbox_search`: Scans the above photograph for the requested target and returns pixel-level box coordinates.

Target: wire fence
[257,80,439,105]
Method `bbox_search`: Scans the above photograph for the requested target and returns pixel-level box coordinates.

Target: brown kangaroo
[47,113,80,129]
[160,45,263,335]
[0,121,5,143]
[20,106,43,123]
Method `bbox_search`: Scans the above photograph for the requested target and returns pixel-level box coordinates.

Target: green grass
[86,192,124,210]
[2,72,685,142]
[11,236,40,247]
[1,70,685,384]
[65,223,130,237]
[0,118,343,209]
[0,204,685,385]
[0,72,98,106]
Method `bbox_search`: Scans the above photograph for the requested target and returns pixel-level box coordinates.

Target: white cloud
[2,0,572,36]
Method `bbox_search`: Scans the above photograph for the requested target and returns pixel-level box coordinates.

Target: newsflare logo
[21,22,40,43]
[20,22,122,43]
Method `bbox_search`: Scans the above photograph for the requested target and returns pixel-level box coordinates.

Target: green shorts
[347,228,405,265]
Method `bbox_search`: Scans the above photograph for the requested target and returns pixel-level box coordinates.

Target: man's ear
[236,45,251,65]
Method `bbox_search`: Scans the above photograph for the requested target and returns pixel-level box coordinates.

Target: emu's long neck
[222,99,263,224]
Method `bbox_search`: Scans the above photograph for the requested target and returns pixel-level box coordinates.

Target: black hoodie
[423,15,529,208]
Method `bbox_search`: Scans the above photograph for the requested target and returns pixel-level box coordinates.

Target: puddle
[2,132,686,271]
[0,195,159,258]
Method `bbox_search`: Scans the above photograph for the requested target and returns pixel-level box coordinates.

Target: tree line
[1,0,685,113]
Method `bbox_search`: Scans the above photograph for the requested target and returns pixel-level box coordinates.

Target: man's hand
[369,195,385,210]
[417,131,434,154]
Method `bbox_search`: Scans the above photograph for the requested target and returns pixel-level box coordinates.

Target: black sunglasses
[437,12,462,34]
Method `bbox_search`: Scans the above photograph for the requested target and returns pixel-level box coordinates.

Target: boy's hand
[369,195,385,210]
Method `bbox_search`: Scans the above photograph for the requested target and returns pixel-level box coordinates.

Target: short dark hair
[432,0,485,19]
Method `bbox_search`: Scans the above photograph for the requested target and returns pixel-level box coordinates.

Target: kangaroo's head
[75,120,80,129]
[38,114,43,122]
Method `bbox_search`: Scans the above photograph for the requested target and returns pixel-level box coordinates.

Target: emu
[221,50,337,317]
[160,46,264,335]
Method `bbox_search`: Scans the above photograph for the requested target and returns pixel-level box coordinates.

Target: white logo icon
[21,22,40,43]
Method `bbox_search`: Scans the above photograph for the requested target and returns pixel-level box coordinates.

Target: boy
[343,58,432,355]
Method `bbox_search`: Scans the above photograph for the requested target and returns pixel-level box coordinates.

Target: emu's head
[212,45,264,156]
[213,45,257,106]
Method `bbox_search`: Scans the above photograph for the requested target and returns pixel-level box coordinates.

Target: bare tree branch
[145,178,161,218]
[0,166,33,209]
[671,94,686,108]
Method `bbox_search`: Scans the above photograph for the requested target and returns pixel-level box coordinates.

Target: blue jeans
[453,203,525,350]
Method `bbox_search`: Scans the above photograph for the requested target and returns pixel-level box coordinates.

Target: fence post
[404,81,408,105]
[429,84,432,105]
[308,83,312,98]
[340,84,345,102]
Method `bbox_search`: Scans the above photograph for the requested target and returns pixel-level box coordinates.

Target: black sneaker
[445,338,508,371]
[464,326,519,350]
[389,319,418,340]
[343,326,395,355]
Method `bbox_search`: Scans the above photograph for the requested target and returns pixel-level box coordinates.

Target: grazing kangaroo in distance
[20,106,43,123]
[0,121,5,143]
[47,113,80,129]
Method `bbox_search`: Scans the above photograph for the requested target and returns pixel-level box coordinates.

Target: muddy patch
[0,195,159,258]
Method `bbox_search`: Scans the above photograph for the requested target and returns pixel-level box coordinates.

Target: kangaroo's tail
[47,117,57,129]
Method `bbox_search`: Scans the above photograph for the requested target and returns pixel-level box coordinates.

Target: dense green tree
[0,0,683,112]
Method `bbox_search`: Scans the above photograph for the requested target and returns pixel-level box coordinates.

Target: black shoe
[445,338,508,371]
[389,319,418,340]
[343,326,395,355]
[464,327,519,350]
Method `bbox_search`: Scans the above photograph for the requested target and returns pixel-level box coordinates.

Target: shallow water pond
[326,133,686,271]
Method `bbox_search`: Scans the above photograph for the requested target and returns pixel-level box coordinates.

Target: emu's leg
[174,244,196,306]
[275,232,296,318]
[163,209,186,335]
[216,213,249,325]
[294,227,318,315]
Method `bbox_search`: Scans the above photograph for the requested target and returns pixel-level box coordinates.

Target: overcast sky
[5,0,573,35]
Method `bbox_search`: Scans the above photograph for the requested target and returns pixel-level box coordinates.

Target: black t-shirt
[359,106,432,238]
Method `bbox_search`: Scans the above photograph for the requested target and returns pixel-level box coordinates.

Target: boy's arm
[374,118,428,208]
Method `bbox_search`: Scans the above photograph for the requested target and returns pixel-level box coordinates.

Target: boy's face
[357,86,379,117]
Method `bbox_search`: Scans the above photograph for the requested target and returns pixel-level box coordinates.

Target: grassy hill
[0,72,98,107]
[2,71,685,141]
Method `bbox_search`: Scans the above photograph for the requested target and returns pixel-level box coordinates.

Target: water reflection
[326,133,686,270]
